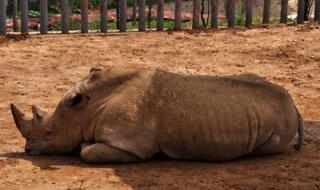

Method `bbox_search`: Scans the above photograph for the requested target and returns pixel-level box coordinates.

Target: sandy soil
[0,24,320,190]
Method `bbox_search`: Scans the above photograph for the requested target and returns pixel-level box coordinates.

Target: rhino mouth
[25,149,43,156]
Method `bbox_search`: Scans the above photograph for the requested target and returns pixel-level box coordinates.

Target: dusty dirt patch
[0,24,319,190]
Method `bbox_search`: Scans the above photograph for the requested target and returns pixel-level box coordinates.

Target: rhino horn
[10,104,29,137]
[31,105,45,124]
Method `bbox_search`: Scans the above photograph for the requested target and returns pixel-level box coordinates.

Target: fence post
[13,0,18,32]
[262,0,270,24]
[40,0,48,34]
[297,0,305,24]
[21,0,28,34]
[210,0,218,28]
[315,0,320,22]
[192,0,200,29]
[138,0,145,31]
[175,0,182,30]
[280,0,288,23]
[0,0,6,35]
[157,0,164,31]
[81,0,89,33]
[119,0,127,32]
[226,0,235,27]
[61,0,69,34]
[245,0,252,27]
[100,0,108,33]
[133,1,137,25]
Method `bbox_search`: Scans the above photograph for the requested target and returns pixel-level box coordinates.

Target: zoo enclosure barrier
[0,0,320,35]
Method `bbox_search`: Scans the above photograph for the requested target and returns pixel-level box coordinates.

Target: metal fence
[0,0,320,35]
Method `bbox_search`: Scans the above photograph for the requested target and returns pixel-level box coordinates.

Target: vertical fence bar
[280,0,288,23]
[13,0,18,32]
[81,0,89,33]
[138,0,145,31]
[245,0,252,27]
[147,1,152,29]
[210,0,218,28]
[227,0,235,27]
[21,0,28,34]
[315,0,320,21]
[100,0,108,33]
[132,0,137,25]
[303,0,308,21]
[262,0,270,24]
[116,0,119,29]
[297,0,305,24]
[61,0,69,34]
[40,0,48,34]
[119,0,127,32]
[192,0,200,29]
[157,0,164,31]
[175,0,182,30]
[0,0,6,35]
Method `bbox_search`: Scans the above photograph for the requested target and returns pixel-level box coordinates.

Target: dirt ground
[0,24,319,190]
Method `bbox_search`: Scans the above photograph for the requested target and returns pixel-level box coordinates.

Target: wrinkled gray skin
[11,67,304,163]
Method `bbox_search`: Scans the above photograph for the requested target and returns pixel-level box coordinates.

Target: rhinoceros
[10,66,303,163]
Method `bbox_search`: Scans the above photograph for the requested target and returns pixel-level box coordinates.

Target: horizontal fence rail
[0,0,319,35]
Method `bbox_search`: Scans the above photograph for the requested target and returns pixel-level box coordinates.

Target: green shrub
[235,4,245,26]
[28,10,40,18]
[49,19,190,31]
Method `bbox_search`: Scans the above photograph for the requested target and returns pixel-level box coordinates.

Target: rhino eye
[64,93,90,108]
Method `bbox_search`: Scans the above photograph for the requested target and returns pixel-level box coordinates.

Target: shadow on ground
[0,121,319,189]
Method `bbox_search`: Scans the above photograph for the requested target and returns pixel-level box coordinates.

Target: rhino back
[155,72,299,161]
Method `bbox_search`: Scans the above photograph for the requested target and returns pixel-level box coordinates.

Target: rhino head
[10,95,86,155]
[11,67,139,155]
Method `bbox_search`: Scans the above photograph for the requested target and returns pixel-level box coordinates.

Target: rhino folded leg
[81,142,93,150]
[251,132,284,156]
[80,143,142,163]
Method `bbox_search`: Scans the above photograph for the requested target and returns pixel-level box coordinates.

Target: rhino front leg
[80,143,142,163]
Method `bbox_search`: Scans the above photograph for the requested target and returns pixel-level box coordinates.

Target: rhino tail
[294,109,304,151]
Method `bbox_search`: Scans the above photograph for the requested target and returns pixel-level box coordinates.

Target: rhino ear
[64,93,90,108]
[31,105,45,124]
